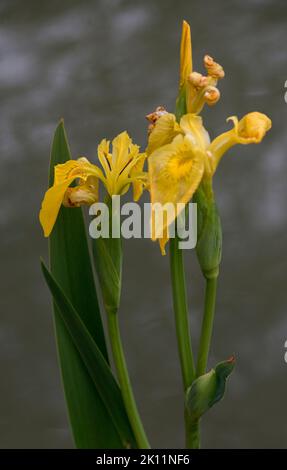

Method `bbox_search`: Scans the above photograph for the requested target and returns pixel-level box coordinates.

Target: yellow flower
[40,131,147,237]
[148,113,208,252]
[177,20,224,116]
[147,110,271,253]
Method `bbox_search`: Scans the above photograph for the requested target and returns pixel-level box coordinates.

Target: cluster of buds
[187,55,225,113]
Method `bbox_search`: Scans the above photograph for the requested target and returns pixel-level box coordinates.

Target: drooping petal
[208,112,272,171]
[39,178,75,237]
[147,113,181,155]
[149,134,205,240]
[39,158,104,237]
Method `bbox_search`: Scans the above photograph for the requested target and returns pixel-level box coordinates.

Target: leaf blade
[46,120,123,448]
[41,260,136,448]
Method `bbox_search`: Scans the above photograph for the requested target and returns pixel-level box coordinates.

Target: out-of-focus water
[0,0,286,448]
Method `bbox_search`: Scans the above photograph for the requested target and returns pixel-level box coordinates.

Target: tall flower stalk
[40,131,150,449]
[147,20,271,448]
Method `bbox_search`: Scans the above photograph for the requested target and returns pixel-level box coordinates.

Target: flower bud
[194,182,222,280]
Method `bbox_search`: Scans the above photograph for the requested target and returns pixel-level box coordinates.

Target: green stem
[107,310,150,449]
[170,235,196,389]
[170,235,199,449]
[185,413,200,449]
[196,277,218,377]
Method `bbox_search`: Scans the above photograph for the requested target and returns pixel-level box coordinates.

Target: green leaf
[41,261,137,449]
[185,358,235,422]
[46,120,125,448]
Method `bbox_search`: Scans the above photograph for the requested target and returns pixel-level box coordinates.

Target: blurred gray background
[0,0,286,448]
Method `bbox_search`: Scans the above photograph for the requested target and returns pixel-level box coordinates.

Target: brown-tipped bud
[146,106,168,124]
[204,86,221,106]
[188,71,209,89]
[204,55,225,79]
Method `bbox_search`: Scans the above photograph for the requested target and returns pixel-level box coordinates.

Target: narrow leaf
[41,261,136,449]
[47,120,123,448]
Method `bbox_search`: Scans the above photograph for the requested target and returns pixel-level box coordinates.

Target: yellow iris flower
[40,131,147,237]
[147,20,272,254]
[148,110,271,253]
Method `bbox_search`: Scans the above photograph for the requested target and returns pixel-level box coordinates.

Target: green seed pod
[193,180,222,280]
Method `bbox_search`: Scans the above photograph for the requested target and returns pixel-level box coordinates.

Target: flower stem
[185,413,200,449]
[107,310,150,449]
[196,277,218,376]
[170,235,196,389]
[170,234,199,448]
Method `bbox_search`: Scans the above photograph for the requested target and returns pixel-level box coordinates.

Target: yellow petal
[54,157,104,185]
[53,160,82,185]
[130,153,147,201]
[39,178,75,237]
[232,112,272,144]
[97,139,112,177]
[111,134,142,195]
[179,20,192,90]
[147,113,181,156]
[149,134,205,239]
[208,111,272,171]
[40,159,103,237]
[180,113,210,150]
[111,131,131,171]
